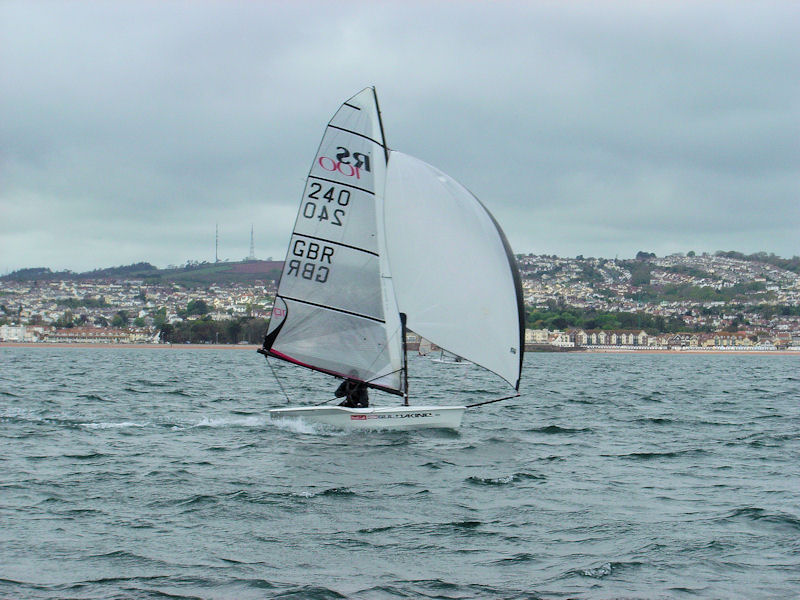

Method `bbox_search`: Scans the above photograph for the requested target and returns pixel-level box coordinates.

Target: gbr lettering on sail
[286,146,372,285]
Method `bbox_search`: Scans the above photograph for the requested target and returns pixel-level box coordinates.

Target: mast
[400,313,409,406]
[374,86,407,405]
[372,86,390,163]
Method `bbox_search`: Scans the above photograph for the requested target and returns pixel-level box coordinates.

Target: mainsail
[263,88,404,395]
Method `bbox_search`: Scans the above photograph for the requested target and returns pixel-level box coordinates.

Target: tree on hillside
[55,310,74,328]
[187,299,210,316]
[111,310,129,327]
[630,263,652,286]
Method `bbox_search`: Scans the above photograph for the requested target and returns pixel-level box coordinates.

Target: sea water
[1,347,798,599]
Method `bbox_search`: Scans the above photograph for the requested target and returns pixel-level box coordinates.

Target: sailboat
[418,337,433,357]
[431,349,468,365]
[259,87,524,430]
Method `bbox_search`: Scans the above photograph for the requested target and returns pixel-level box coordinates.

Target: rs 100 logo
[318,146,371,179]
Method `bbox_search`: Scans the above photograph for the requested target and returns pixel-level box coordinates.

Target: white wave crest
[270,417,342,436]
[192,416,267,428]
[80,421,149,429]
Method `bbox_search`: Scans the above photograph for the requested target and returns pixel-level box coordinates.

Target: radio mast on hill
[248,225,256,261]
[215,224,219,263]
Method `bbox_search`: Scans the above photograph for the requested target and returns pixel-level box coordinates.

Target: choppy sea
[1,347,798,599]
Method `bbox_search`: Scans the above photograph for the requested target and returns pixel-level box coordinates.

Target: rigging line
[365,366,404,383]
[310,367,406,407]
[266,356,293,404]
[355,319,406,391]
[465,393,520,409]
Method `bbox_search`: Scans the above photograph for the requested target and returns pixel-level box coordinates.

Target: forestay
[383,151,525,390]
[263,89,404,395]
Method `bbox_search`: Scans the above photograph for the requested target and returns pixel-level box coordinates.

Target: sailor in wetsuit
[335,378,369,408]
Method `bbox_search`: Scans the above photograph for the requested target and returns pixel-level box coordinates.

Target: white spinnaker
[266,88,403,394]
[383,151,523,389]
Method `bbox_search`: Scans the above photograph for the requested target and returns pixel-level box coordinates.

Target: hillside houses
[2,252,799,346]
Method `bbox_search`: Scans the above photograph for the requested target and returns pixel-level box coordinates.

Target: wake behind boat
[259,87,524,429]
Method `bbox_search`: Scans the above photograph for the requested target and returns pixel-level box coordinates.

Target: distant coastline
[2,341,798,355]
[0,342,259,350]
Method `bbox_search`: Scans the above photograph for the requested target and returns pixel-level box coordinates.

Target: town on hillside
[1,252,799,351]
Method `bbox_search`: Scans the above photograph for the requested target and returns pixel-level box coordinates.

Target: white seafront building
[0,324,42,342]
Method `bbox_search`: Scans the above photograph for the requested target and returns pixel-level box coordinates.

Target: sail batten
[307,175,375,196]
[290,233,380,258]
[327,124,383,145]
[277,295,387,324]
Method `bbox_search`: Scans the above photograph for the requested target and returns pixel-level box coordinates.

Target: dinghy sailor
[335,378,369,408]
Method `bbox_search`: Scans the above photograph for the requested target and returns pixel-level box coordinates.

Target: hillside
[2,260,284,286]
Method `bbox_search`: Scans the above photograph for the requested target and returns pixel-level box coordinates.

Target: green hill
[2,260,284,286]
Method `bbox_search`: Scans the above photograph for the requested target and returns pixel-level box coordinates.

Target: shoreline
[581,348,799,356]
[0,342,260,350]
[1,342,798,355]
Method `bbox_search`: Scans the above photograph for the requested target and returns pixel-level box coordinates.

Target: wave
[634,417,674,425]
[265,584,345,599]
[288,487,358,500]
[491,552,538,564]
[270,417,345,436]
[223,490,283,505]
[166,389,193,397]
[450,519,482,529]
[611,448,708,461]
[467,472,546,486]
[579,561,613,578]
[78,393,111,402]
[80,421,149,430]
[318,487,356,497]
[528,424,591,434]
[122,386,149,394]
[173,493,219,507]
[356,519,487,538]
[85,549,178,569]
[192,416,267,428]
[358,579,530,600]
[571,560,645,579]
[62,451,107,459]
[421,459,456,469]
[722,507,800,531]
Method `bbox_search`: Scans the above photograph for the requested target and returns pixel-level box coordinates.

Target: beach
[2,342,797,355]
[0,342,260,350]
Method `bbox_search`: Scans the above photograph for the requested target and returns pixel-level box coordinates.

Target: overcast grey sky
[1,1,798,273]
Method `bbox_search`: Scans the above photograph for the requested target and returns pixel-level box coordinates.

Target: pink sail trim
[268,349,351,380]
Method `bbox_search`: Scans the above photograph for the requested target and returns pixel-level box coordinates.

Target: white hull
[269,405,466,430]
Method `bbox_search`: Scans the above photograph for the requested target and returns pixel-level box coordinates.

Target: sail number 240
[303,183,350,226]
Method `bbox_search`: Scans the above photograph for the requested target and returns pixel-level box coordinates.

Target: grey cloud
[1,1,797,272]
